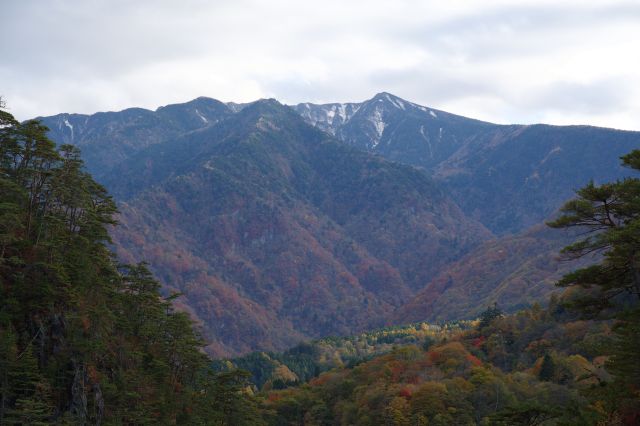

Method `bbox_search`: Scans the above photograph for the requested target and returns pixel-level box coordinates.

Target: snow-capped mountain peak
[371,92,408,111]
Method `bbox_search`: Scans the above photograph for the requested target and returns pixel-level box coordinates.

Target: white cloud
[2,0,640,130]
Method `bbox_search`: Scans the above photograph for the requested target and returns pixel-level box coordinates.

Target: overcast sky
[2,0,640,130]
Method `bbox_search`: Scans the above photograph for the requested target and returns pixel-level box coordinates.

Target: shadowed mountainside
[392,225,595,324]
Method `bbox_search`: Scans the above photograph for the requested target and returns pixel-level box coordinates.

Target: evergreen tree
[608,308,640,387]
[548,149,640,415]
[538,353,555,382]
[547,150,640,317]
[478,303,503,329]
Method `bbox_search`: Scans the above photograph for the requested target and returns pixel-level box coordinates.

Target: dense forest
[0,104,263,424]
[223,150,640,425]
[258,296,638,424]
[214,320,472,389]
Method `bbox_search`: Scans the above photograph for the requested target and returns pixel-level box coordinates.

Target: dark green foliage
[489,402,562,426]
[1,340,52,425]
[478,303,503,329]
[539,353,556,381]
[0,106,261,422]
[548,152,640,327]
[421,335,436,351]
[608,308,640,387]
[208,370,267,425]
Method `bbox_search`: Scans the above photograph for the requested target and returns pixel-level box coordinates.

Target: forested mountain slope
[36,93,640,355]
[11,96,638,422]
[393,225,590,324]
[106,100,490,355]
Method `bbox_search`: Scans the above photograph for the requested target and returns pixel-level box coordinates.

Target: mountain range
[38,93,640,356]
[295,93,639,234]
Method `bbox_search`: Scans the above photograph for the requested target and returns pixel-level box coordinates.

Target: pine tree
[608,308,640,387]
[3,343,53,425]
[478,303,503,329]
[547,150,640,316]
[548,149,640,414]
[538,353,555,382]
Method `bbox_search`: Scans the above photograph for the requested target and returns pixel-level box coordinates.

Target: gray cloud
[2,0,639,130]
[525,79,632,115]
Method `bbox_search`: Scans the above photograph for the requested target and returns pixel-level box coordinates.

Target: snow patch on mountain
[369,106,386,147]
[420,125,433,158]
[227,102,250,113]
[337,104,348,122]
[326,106,336,125]
[293,102,361,135]
[195,109,208,123]
[385,93,406,110]
[63,118,74,140]
[540,146,562,165]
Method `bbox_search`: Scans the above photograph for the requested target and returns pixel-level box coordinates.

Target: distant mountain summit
[294,92,639,234]
[294,92,494,166]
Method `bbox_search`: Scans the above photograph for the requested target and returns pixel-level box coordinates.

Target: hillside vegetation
[214,320,471,389]
[0,106,261,423]
[231,150,640,425]
[263,301,621,425]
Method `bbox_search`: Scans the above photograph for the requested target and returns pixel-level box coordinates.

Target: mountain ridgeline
[294,93,639,234]
[38,93,640,356]
[41,97,233,181]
